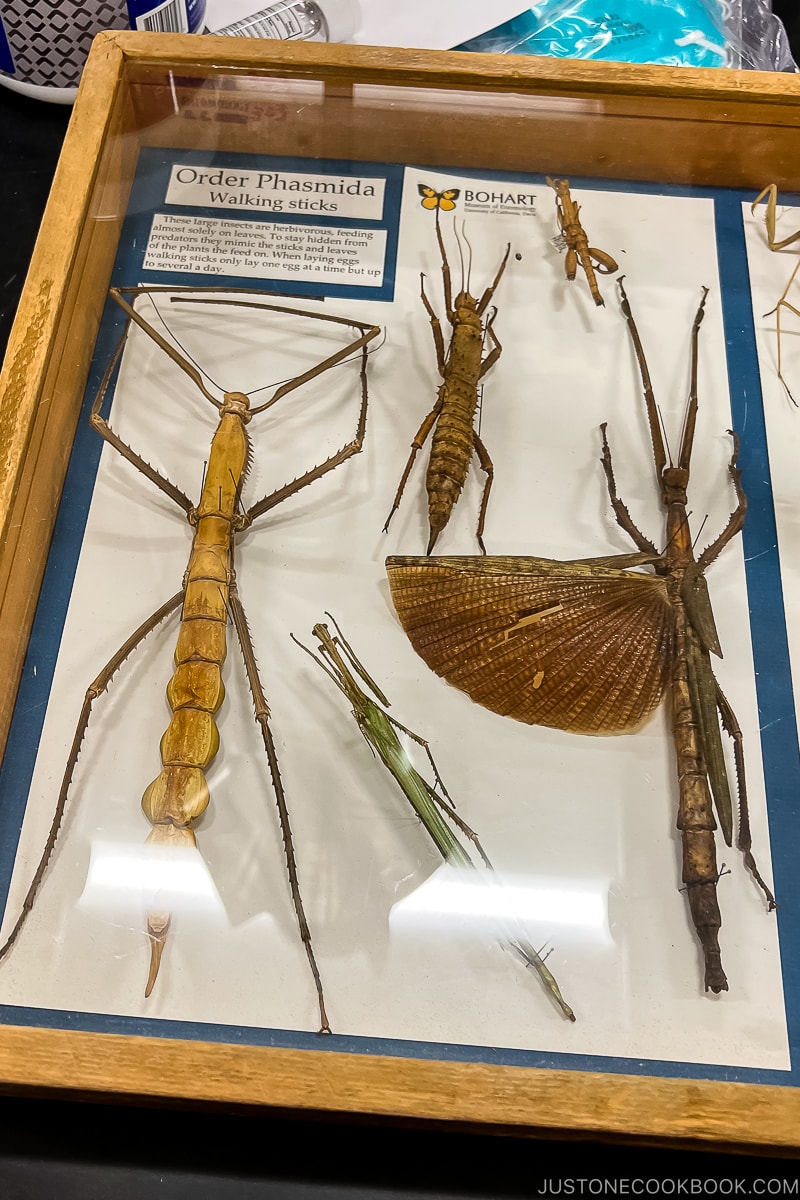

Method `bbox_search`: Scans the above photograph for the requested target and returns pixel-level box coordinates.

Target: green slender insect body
[292,618,575,1022]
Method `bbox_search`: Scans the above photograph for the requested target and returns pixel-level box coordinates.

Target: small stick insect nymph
[547,176,619,307]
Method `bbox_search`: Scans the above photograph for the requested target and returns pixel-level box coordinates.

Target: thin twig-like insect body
[383,212,510,553]
[291,616,575,1021]
[751,184,800,405]
[0,286,381,1031]
[547,176,619,307]
[386,280,775,993]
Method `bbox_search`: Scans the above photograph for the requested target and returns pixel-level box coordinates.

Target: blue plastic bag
[457,0,794,71]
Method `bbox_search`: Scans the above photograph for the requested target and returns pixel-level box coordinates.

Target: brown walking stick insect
[0,285,380,1031]
[383,211,510,554]
[751,183,800,404]
[547,176,619,307]
[387,278,775,994]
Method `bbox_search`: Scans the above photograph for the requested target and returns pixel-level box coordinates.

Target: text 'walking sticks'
[383,212,510,554]
[547,177,619,307]
[751,183,800,405]
[291,616,575,1021]
[386,279,775,994]
[0,286,381,1033]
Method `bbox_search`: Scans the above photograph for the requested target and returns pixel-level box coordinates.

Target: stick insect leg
[768,260,800,406]
[90,336,195,516]
[227,571,330,1035]
[697,432,747,571]
[472,432,494,557]
[245,340,370,525]
[476,244,511,317]
[433,209,454,317]
[382,712,493,867]
[599,424,660,556]
[0,590,185,962]
[382,400,442,534]
[752,184,800,253]
[420,272,447,372]
[478,311,503,380]
[713,681,777,910]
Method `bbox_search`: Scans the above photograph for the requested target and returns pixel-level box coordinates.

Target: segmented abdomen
[427,326,483,540]
[141,408,249,852]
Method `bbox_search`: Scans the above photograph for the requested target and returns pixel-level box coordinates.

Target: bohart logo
[418,185,461,212]
[417,181,537,219]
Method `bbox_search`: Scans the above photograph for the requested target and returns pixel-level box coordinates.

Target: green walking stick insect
[291,615,576,1022]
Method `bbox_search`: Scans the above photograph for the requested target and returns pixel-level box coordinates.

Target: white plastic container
[0,1,207,103]
[213,0,359,42]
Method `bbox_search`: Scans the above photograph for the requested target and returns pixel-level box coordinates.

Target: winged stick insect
[383,210,510,553]
[546,177,619,307]
[290,616,575,1021]
[751,184,800,404]
[386,279,775,993]
[0,285,380,1032]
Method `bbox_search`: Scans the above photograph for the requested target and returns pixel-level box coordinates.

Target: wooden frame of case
[1,31,800,1150]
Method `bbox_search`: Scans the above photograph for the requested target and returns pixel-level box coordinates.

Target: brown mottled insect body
[384,213,509,553]
[426,293,488,545]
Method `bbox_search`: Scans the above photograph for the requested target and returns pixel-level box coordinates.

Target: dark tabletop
[2,34,800,1195]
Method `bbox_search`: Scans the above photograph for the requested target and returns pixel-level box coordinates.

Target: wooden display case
[0,32,799,1151]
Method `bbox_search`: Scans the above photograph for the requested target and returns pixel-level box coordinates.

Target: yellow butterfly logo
[418,185,460,212]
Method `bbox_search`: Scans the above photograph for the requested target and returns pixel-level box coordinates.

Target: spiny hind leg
[383,399,442,534]
[246,340,371,524]
[599,423,659,556]
[0,590,185,963]
[713,679,776,910]
[472,431,494,556]
[228,570,330,1034]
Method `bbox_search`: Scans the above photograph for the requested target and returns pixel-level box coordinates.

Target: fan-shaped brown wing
[386,555,674,734]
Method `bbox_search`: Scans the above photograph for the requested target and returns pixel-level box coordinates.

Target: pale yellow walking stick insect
[0,286,380,1032]
[752,184,800,404]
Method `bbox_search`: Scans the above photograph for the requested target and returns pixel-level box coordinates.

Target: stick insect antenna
[247,329,384,403]
[656,404,674,468]
[148,295,228,396]
[691,513,709,552]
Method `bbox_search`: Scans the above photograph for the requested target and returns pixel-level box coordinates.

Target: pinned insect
[387,278,775,994]
[291,615,575,1021]
[751,183,800,404]
[547,176,619,307]
[383,211,510,554]
[0,286,381,1031]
